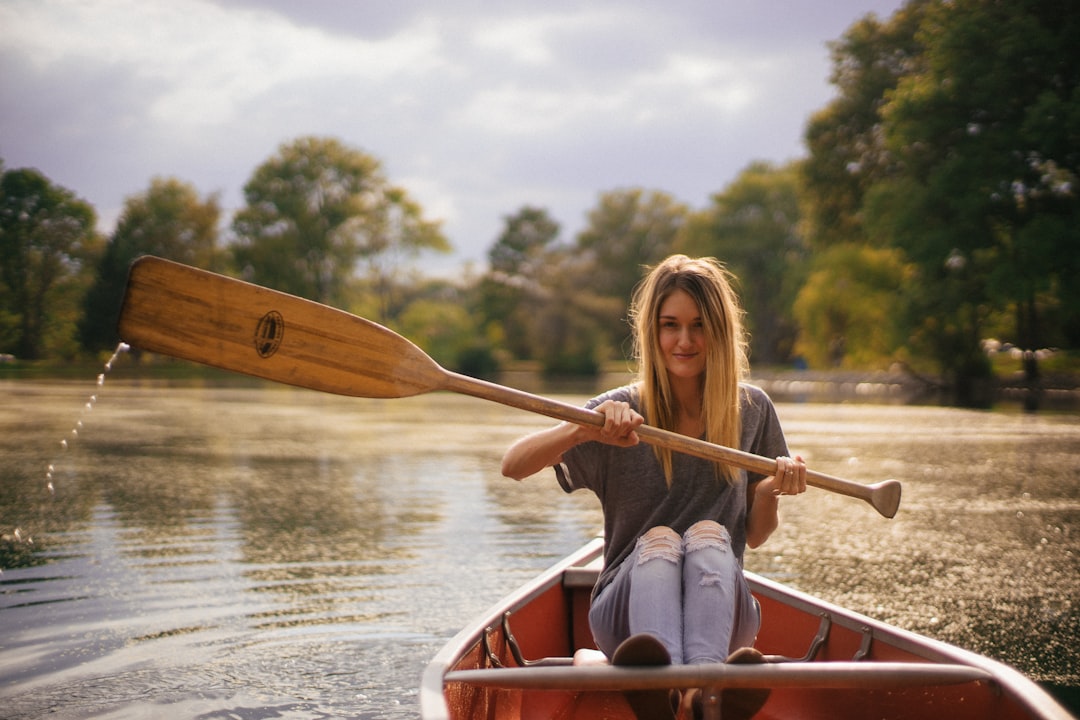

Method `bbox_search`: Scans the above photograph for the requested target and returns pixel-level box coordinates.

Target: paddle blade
[118,256,448,398]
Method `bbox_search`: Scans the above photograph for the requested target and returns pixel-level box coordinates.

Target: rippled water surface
[2,379,1077,718]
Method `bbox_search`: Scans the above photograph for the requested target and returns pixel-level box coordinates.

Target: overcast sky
[0,0,906,274]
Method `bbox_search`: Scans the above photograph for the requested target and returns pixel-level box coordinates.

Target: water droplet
[48,341,131,488]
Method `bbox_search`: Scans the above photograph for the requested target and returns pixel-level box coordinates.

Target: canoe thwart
[444,661,995,692]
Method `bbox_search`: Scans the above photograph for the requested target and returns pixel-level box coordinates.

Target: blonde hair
[630,255,749,484]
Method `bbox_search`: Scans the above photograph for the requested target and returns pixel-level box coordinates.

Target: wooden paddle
[117,256,901,518]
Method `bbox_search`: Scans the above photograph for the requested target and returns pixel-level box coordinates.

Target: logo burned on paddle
[254,311,284,358]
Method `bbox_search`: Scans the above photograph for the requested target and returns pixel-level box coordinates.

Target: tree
[531,247,613,375]
[800,1,930,249]
[478,206,561,361]
[577,188,687,302]
[356,186,451,323]
[231,136,449,312]
[0,165,98,359]
[397,294,496,377]
[575,189,687,359]
[488,205,560,278]
[873,0,1080,404]
[678,161,806,365]
[80,177,222,352]
[793,243,912,368]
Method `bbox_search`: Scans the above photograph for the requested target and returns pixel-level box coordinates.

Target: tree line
[2,0,1076,407]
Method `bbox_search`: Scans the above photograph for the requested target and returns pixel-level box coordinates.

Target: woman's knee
[683,520,731,554]
[636,525,682,565]
[683,521,737,588]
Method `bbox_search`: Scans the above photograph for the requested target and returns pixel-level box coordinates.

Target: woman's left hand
[764,455,807,497]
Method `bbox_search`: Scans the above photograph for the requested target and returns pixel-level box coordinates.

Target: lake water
[1,377,1078,718]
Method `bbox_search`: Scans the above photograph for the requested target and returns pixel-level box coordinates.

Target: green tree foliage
[397,293,495,378]
[574,188,687,359]
[577,188,687,304]
[678,161,806,365]
[0,164,99,359]
[80,177,222,352]
[801,2,929,249]
[231,136,449,313]
[357,186,451,323]
[872,0,1079,403]
[530,247,613,376]
[793,243,912,368]
[802,0,1078,404]
[479,206,561,362]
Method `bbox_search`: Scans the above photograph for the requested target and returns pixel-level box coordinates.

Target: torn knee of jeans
[636,526,682,565]
[684,520,732,555]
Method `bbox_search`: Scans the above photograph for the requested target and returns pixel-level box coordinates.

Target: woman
[501,254,806,719]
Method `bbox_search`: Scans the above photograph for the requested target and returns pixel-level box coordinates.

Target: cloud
[0,0,906,273]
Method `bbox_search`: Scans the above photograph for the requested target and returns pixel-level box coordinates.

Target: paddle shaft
[440,371,900,517]
[118,256,900,518]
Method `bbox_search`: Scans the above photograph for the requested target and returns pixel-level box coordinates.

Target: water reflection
[0,381,1077,718]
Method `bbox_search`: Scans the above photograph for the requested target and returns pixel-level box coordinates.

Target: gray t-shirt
[554,383,790,595]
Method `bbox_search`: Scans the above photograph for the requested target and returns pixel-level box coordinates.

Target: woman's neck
[669,375,704,437]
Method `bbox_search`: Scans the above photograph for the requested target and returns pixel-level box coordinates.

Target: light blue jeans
[589,521,760,664]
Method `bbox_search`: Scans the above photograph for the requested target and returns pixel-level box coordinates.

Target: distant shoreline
[3,359,1077,411]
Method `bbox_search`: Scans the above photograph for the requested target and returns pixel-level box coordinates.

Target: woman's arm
[500,400,643,480]
[745,455,806,548]
[500,421,583,480]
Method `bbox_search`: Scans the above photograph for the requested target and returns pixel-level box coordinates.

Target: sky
[0,0,907,275]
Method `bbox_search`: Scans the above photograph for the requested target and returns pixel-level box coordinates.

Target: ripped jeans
[588,521,760,665]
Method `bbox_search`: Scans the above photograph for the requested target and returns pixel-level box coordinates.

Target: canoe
[420,537,1073,720]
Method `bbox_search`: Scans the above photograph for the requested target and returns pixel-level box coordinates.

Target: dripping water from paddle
[45,342,130,495]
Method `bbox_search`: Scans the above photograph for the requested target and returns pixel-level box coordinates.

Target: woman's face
[657,288,706,381]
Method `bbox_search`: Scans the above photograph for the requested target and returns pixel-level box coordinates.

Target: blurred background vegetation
[2,0,1077,408]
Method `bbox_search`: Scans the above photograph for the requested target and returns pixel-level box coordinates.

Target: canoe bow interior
[420,537,1072,720]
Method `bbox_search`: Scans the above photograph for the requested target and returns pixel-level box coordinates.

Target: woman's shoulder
[586,383,642,409]
[739,381,774,407]
[739,382,781,427]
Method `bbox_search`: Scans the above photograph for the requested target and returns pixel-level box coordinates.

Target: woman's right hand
[590,399,644,447]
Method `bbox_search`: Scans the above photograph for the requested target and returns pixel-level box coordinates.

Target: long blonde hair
[630,255,749,484]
